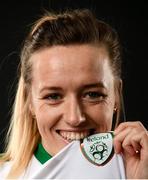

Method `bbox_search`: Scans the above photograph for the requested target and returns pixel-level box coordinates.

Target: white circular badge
[81,132,114,166]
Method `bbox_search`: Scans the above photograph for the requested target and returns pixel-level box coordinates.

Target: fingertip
[113,141,121,154]
[114,147,120,154]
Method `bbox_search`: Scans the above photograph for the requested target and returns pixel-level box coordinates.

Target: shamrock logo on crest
[89,141,108,161]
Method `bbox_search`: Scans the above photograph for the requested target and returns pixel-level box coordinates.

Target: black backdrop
[0,0,147,153]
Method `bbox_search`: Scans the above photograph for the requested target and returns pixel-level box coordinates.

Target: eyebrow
[39,86,63,94]
[39,82,107,94]
[82,82,107,89]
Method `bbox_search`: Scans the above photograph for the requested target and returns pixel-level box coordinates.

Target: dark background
[0,0,147,153]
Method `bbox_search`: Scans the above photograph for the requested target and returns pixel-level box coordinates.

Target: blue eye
[44,93,62,101]
[83,91,106,102]
[86,92,100,98]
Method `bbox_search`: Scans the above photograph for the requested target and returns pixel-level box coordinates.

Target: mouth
[56,129,95,142]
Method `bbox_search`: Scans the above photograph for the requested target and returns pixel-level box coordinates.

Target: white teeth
[59,131,90,141]
[76,133,80,140]
[71,132,75,140]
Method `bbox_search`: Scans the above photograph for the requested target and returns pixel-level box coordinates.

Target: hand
[114,121,148,179]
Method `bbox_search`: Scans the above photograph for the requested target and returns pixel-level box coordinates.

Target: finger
[115,128,148,157]
[114,128,132,154]
[114,126,142,155]
[131,137,141,153]
[121,130,141,156]
[114,122,148,156]
[114,121,144,135]
[130,131,148,160]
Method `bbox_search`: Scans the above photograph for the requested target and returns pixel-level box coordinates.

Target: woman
[0,9,148,179]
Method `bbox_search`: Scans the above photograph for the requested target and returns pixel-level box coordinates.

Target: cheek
[35,104,61,131]
[87,105,113,130]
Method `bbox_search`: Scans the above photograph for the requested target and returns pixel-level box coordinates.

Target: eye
[43,93,63,104]
[82,91,107,102]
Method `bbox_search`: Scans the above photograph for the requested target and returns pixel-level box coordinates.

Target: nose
[64,97,86,126]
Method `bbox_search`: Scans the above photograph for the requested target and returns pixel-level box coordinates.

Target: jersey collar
[34,143,52,164]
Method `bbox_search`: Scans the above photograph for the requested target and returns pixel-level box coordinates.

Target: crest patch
[81,132,114,166]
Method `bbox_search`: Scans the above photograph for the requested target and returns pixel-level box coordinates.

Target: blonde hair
[0,77,40,178]
[0,9,122,178]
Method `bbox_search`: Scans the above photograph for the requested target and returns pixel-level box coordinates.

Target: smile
[57,130,94,142]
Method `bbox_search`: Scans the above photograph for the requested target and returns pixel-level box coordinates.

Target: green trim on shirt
[34,143,52,164]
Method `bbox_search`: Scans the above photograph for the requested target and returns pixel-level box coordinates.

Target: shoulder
[0,155,41,179]
[0,161,12,178]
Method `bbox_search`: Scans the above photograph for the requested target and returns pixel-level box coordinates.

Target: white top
[0,141,126,179]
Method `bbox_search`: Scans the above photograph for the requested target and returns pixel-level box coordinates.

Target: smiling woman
[30,45,116,156]
[0,9,148,179]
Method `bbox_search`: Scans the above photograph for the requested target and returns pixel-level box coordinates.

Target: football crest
[81,132,114,166]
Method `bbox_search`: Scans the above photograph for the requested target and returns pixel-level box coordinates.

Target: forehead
[30,45,114,89]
